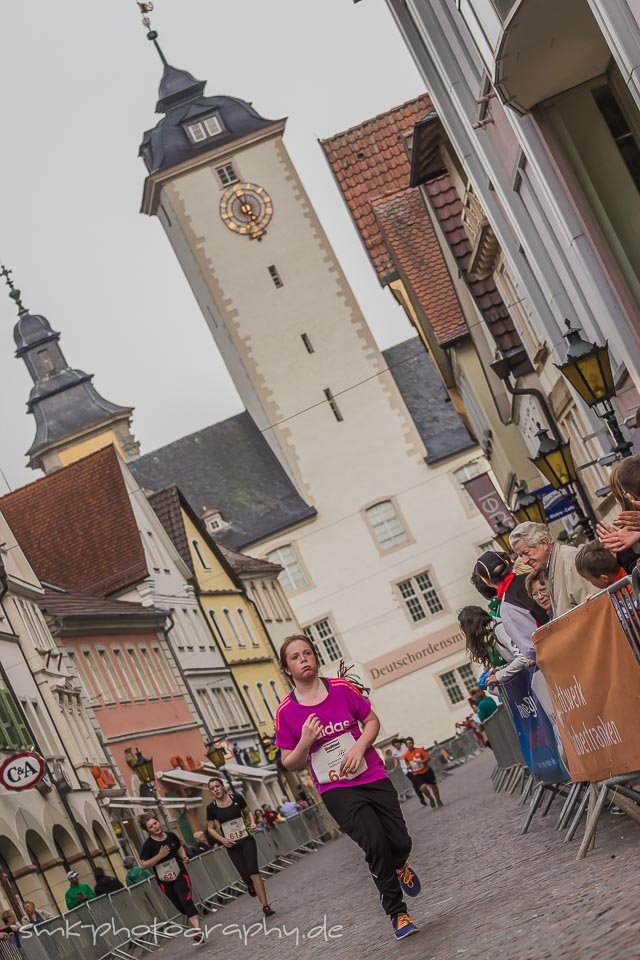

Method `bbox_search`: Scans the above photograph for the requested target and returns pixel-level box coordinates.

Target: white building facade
[0,512,122,915]
[376,0,640,497]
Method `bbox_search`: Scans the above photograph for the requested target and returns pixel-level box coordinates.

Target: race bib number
[223,816,247,841]
[156,858,180,883]
[310,732,367,785]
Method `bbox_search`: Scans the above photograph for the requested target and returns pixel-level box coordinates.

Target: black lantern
[205,742,234,789]
[131,750,155,785]
[556,321,632,457]
[530,423,577,490]
[493,517,514,555]
[206,743,226,769]
[512,480,546,526]
[529,423,595,539]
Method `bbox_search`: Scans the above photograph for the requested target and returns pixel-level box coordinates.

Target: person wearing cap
[64,871,96,910]
[473,550,548,658]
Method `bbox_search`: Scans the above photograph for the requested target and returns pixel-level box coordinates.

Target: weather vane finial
[137,2,168,66]
[0,265,27,316]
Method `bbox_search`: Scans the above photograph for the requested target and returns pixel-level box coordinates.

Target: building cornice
[103,720,201,744]
[141,119,288,215]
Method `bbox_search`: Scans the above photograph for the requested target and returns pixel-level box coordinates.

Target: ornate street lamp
[127,749,169,829]
[205,744,226,769]
[493,517,514,555]
[130,750,155,786]
[556,320,632,457]
[512,481,546,526]
[530,424,577,489]
[529,423,594,539]
[206,741,234,790]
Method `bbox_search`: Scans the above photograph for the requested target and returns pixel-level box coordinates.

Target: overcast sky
[0,0,422,490]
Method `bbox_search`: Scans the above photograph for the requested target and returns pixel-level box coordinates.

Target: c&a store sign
[0,751,46,792]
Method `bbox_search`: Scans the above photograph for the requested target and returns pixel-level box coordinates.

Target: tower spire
[0,264,28,316]
[137,2,168,67]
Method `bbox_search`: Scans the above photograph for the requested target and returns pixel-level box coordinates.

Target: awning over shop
[157,769,215,790]
[156,763,279,794]
[206,761,279,782]
[100,795,202,810]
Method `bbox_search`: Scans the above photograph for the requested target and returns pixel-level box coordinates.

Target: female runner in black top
[206,778,275,917]
[139,815,203,944]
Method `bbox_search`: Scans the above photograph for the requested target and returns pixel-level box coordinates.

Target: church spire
[0,264,27,316]
[2,266,140,474]
[137,2,168,66]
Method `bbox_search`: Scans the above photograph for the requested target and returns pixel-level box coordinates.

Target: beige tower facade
[136,59,496,743]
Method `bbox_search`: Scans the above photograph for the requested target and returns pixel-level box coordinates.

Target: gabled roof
[0,446,148,596]
[147,484,269,589]
[320,95,431,281]
[382,339,474,463]
[373,190,468,346]
[130,412,316,549]
[217,544,282,578]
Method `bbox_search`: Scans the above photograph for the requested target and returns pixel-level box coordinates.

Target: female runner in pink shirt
[274,634,422,941]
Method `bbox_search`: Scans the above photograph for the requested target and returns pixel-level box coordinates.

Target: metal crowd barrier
[486,576,640,854]
[0,940,22,960]
[483,703,527,796]
[387,767,414,799]
[20,804,341,960]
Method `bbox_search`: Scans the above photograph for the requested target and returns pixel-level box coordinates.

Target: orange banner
[534,593,640,782]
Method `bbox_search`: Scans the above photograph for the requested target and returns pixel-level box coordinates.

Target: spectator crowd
[456,456,640,754]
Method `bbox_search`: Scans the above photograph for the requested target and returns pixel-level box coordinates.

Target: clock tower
[138,40,428,502]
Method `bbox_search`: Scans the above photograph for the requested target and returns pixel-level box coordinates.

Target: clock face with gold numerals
[219,181,273,240]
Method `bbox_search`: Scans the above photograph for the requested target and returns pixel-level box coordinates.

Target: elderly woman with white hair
[509,521,591,618]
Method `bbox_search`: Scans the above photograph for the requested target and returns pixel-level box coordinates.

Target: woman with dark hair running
[139,815,203,945]
[206,779,275,918]
[275,634,421,941]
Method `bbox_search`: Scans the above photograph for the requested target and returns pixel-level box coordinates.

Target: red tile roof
[423,174,524,355]
[373,190,468,346]
[148,486,194,575]
[0,447,148,596]
[320,95,432,280]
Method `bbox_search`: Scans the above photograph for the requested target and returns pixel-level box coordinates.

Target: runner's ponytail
[337,660,371,696]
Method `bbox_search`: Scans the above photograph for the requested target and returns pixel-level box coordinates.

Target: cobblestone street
[157,753,640,960]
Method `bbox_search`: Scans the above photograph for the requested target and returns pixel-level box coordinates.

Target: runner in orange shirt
[403,738,443,808]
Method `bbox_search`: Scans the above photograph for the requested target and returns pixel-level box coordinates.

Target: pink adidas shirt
[274,678,386,794]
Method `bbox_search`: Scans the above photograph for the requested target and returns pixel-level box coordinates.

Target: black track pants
[322,778,412,919]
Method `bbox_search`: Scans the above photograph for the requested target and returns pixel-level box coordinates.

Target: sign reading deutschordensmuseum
[364,624,466,689]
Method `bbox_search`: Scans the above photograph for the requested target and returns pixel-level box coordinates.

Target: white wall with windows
[153,117,497,745]
[265,545,309,594]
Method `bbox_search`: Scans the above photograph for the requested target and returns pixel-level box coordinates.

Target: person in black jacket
[94,867,124,896]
